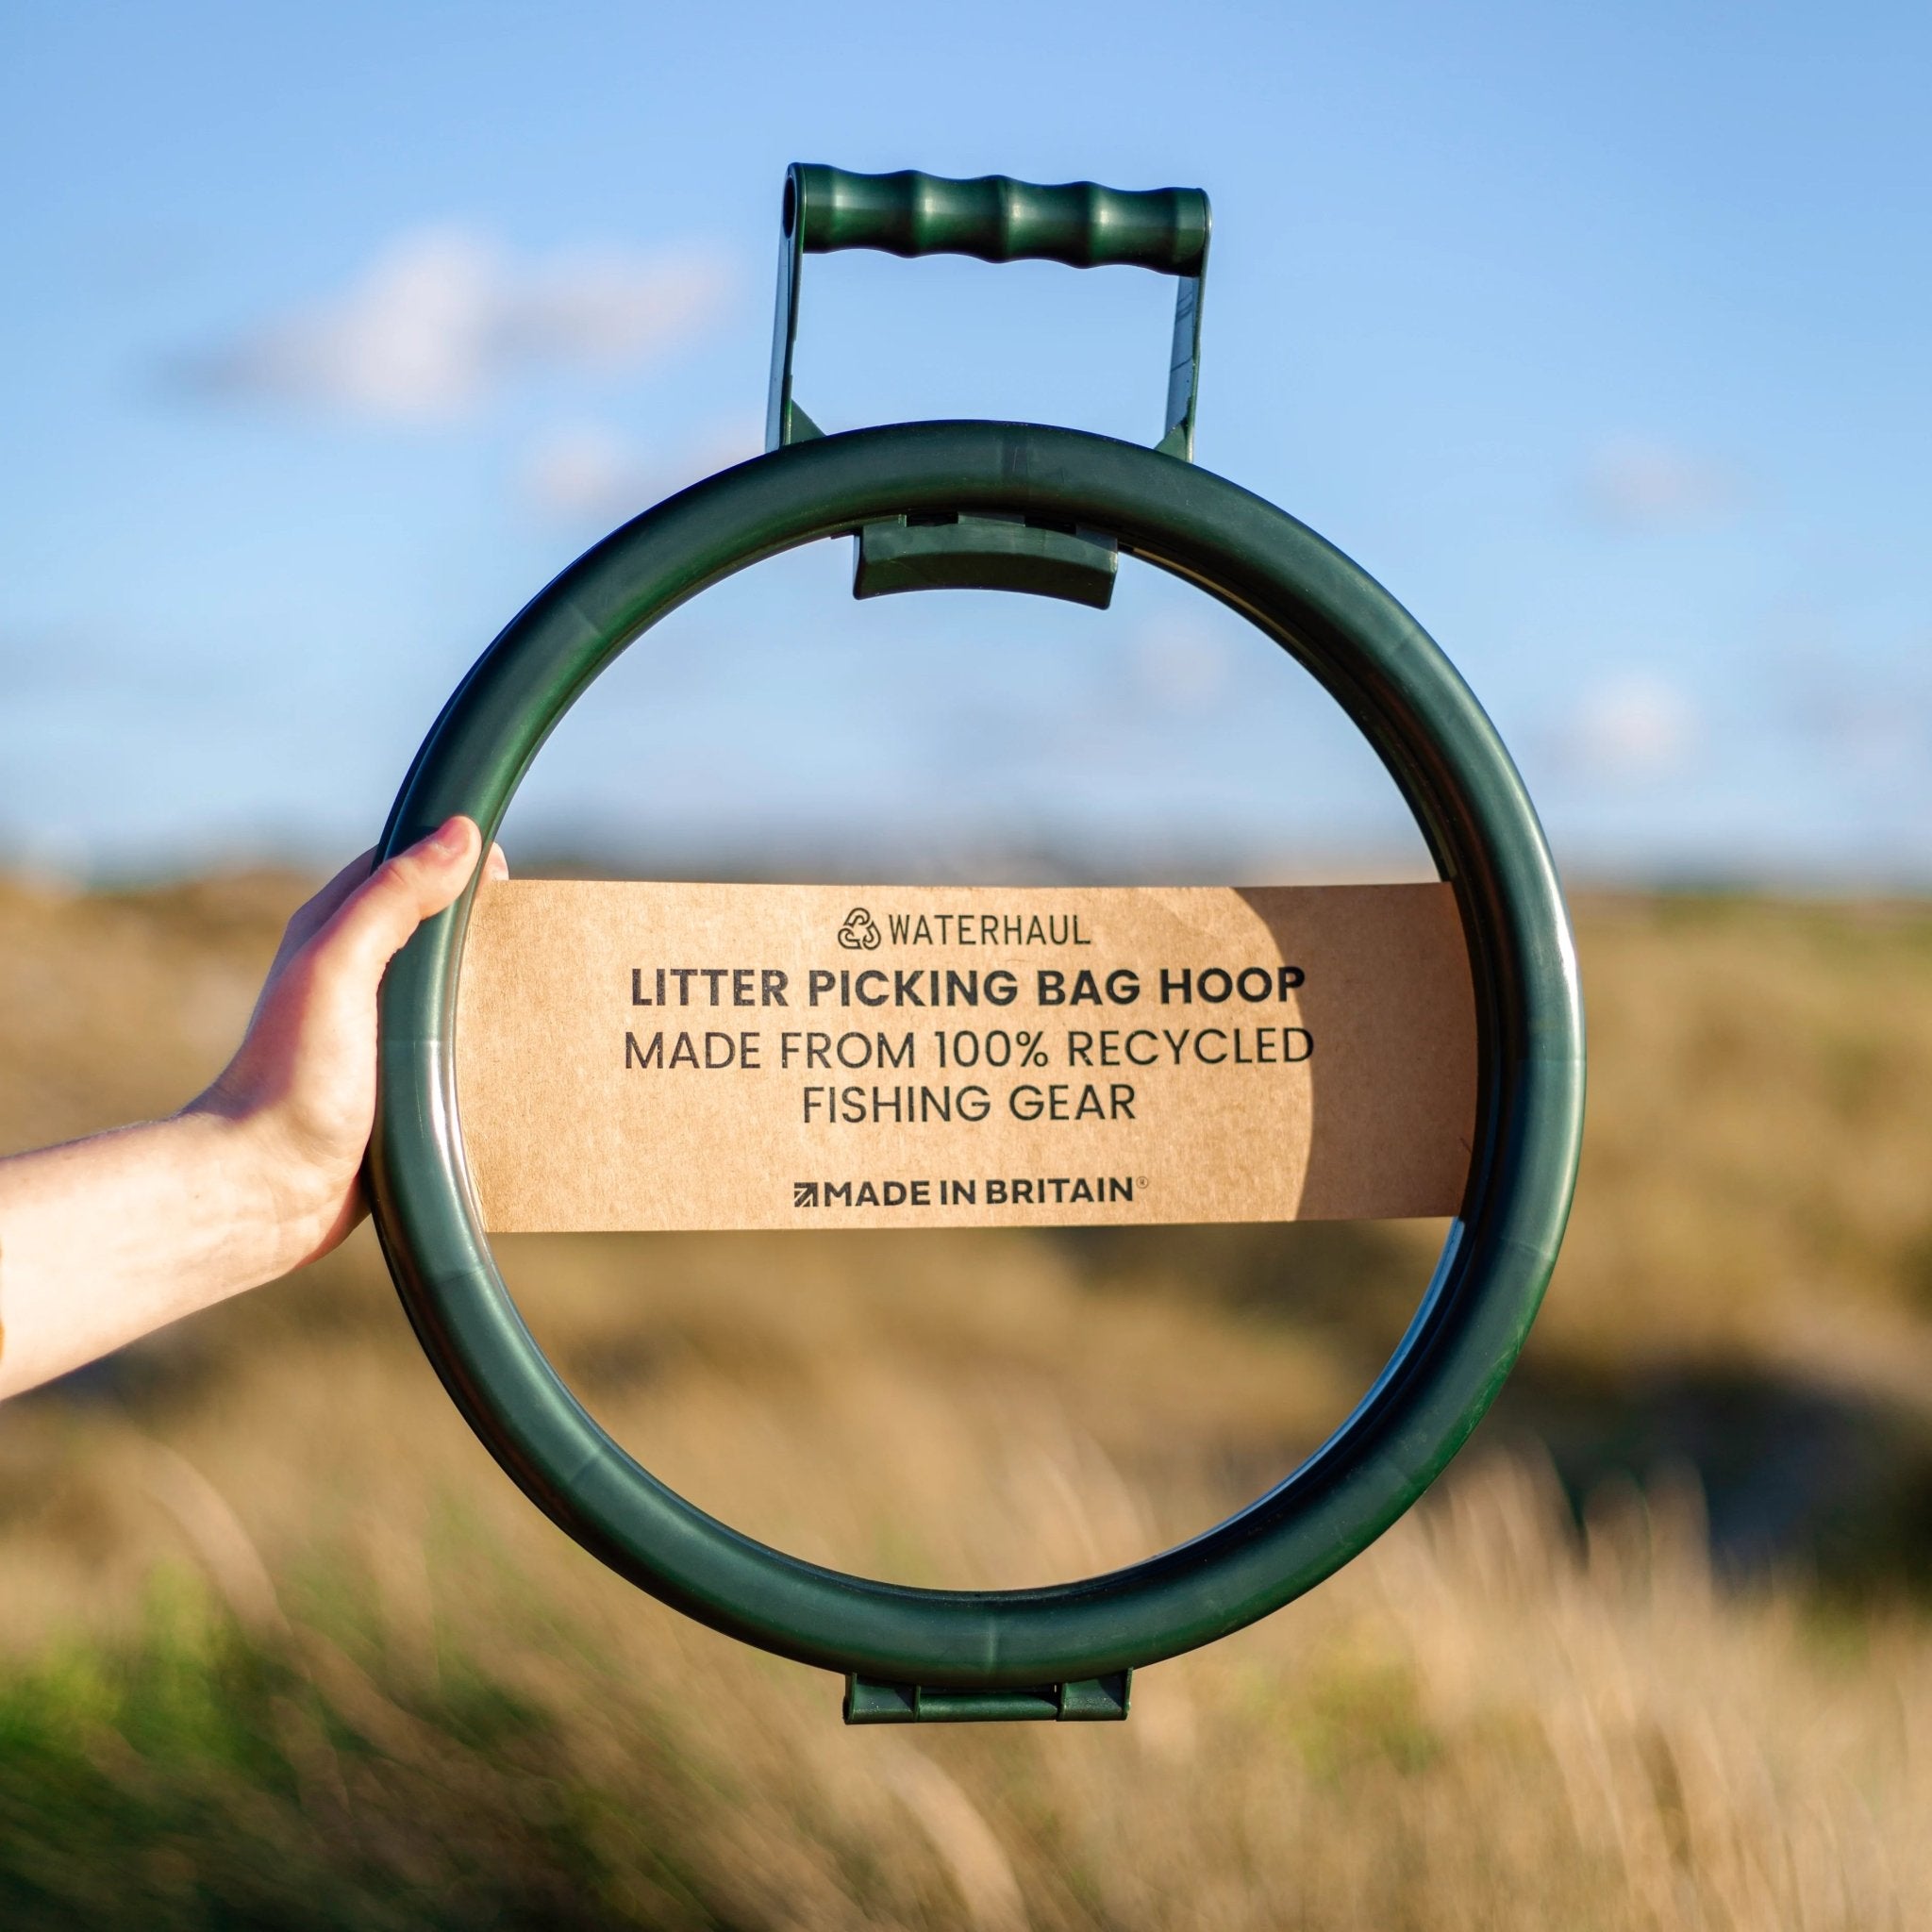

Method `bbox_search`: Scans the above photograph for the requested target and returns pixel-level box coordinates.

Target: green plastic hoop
[369,420,1584,1696]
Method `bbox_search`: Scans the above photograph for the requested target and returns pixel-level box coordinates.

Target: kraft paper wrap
[453,881,1475,1232]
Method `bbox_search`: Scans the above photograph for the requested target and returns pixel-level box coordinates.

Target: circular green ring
[369,421,1585,1689]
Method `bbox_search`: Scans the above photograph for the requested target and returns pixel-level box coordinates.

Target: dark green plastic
[369,420,1586,1704]
[845,1672,1131,1724]
[791,166,1208,272]
[853,513,1118,608]
[767,164,1209,459]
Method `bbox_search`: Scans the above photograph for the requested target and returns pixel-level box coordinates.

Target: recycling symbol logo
[837,908,882,951]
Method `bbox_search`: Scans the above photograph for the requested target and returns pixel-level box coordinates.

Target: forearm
[0,1111,308,1400]
[0,819,487,1404]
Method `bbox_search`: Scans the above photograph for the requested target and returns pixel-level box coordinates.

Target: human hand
[0,818,507,1400]
[188,816,507,1274]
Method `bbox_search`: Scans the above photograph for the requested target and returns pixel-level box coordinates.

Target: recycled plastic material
[367,164,1586,1724]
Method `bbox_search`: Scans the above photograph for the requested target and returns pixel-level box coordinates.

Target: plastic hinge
[843,1671,1132,1724]
[851,513,1118,608]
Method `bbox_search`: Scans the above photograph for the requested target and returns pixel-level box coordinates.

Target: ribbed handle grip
[789,165,1209,276]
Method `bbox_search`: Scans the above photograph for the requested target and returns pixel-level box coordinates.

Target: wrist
[174,1097,353,1286]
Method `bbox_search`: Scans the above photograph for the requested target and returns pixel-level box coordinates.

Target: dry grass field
[2,869,1931,1928]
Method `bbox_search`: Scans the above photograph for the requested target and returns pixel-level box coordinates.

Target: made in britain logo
[791,1175,1138,1210]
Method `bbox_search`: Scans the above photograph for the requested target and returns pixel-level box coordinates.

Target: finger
[282,846,375,942]
[484,841,509,883]
[275,847,379,963]
[316,817,484,987]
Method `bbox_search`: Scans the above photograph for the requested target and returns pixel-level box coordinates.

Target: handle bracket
[851,512,1119,608]
[765,163,1210,459]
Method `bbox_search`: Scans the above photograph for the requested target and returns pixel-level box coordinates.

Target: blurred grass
[2,871,1931,1926]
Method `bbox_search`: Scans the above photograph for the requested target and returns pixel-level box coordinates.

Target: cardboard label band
[453,881,1475,1232]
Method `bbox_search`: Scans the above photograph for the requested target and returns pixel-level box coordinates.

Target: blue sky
[3,2,1926,883]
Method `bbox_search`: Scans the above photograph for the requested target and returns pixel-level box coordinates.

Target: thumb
[324,816,485,986]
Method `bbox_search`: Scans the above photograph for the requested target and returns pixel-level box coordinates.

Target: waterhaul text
[629,963,1307,1010]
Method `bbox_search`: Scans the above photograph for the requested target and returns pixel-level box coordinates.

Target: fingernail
[426,816,473,857]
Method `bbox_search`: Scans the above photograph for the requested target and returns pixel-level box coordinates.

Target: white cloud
[178,226,734,422]
[520,422,645,519]
[518,415,764,524]
[1581,436,1746,528]
[1566,673,1700,778]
